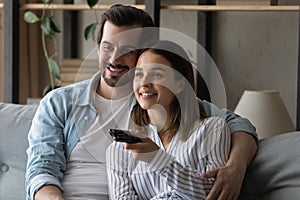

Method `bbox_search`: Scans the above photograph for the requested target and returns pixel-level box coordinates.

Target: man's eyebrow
[101,41,136,49]
[101,41,112,45]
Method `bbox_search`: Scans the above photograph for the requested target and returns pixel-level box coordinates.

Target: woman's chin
[140,104,152,110]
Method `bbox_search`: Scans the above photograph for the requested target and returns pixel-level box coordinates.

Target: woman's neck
[148,105,174,148]
[148,104,168,131]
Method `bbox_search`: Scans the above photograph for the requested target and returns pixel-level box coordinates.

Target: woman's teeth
[141,93,155,96]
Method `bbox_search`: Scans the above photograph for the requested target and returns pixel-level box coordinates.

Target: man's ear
[176,79,185,94]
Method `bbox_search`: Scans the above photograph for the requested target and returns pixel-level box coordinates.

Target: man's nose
[109,48,124,65]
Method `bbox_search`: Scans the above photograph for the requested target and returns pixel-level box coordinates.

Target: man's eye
[135,72,143,78]
[102,44,114,52]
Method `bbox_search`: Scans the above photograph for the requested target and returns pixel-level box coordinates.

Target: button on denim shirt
[25,71,257,200]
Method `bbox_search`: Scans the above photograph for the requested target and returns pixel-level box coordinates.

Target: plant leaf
[50,17,61,33]
[42,0,53,4]
[84,23,97,41]
[48,58,61,79]
[42,85,52,97]
[87,0,99,8]
[24,11,39,24]
[41,17,53,37]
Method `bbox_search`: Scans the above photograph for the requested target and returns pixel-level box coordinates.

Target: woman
[107,40,231,199]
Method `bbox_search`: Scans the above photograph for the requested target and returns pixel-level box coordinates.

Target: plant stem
[41,2,56,89]
[93,9,99,24]
[42,31,55,89]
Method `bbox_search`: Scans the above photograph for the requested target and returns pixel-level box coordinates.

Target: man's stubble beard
[100,63,134,87]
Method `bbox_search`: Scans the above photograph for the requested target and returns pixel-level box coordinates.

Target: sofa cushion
[0,103,37,200]
[240,131,300,200]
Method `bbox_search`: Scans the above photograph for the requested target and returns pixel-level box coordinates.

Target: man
[26,4,257,200]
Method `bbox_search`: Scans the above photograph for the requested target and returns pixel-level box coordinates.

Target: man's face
[98,21,142,87]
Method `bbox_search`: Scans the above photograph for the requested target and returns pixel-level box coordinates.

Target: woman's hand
[124,135,160,163]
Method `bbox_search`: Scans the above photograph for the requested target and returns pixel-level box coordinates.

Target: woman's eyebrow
[136,65,167,72]
[152,67,166,72]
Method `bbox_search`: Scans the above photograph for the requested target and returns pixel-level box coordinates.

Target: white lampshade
[234,90,295,139]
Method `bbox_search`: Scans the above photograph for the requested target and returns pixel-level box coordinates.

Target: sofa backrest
[239,131,300,200]
[0,103,37,200]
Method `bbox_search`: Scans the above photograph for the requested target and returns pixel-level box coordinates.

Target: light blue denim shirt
[26,72,103,200]
[25,71,257,200]
[201,100,258,140]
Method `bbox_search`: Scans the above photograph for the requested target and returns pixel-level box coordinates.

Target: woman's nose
[141,82,152,88]
[140,76,153,87]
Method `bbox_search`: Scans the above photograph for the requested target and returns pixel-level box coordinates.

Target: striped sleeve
[106,142,139,200]
[148,117,231,199]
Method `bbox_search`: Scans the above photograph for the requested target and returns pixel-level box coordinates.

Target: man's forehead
[102,22,142,47]
[104,34,140,47]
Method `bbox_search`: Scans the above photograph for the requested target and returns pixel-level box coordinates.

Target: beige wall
[211,11,298,125]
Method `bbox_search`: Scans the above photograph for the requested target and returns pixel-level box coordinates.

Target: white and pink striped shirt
[106,117,231,200]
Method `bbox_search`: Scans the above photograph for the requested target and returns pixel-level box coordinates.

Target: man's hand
[202,132,257,200]
[202,162,246,200]
[34,185,64,200]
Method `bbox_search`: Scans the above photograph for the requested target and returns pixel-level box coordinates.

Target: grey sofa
[0,102,299,200]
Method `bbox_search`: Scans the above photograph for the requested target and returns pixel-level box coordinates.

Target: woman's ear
[176,79,185,94]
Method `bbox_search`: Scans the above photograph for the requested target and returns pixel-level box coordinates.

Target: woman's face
[134,51,181,111]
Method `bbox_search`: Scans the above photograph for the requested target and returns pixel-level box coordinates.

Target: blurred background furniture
[60,59,98,86]
[235,90,295,139]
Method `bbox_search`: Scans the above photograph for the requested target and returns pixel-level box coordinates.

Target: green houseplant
[23,0,99,96]
[84,0,100,41]
[24,0,61,96]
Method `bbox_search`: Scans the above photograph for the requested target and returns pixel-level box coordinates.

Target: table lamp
[234,90,295,139]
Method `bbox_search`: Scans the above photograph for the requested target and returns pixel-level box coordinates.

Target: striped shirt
[106,117,231,200]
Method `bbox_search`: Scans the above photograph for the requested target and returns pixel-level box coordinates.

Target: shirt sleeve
[25,95,66,200]
[147,117,231,199]
[106,142,139,200]
[201,99,258,140]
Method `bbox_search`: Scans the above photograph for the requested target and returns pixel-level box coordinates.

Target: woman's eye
[152,72,163,79]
